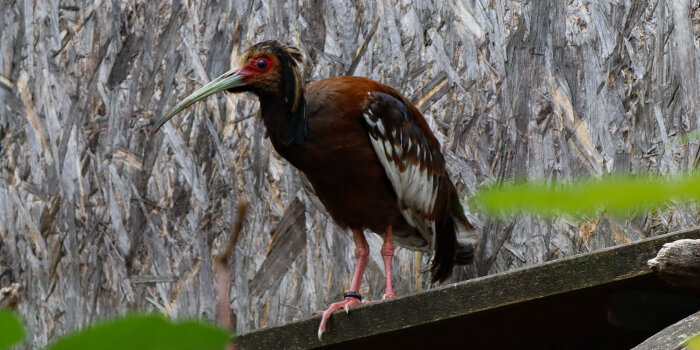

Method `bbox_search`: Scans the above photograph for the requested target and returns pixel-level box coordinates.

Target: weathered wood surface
[632,310,700,350]
[1,1,699,348]
[649,239,700,288]
[236,227,700,350]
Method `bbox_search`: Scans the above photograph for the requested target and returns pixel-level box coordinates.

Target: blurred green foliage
[0,310,24,350]
[45,314,231,350]
[470,172,700,218]
[686,332,700,350]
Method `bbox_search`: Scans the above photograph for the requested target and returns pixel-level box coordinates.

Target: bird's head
[151,40,304,134]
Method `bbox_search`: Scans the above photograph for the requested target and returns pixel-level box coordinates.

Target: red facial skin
[237,57,273,80]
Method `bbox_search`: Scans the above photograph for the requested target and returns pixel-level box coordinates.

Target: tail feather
[430,196,477,283]
[430,216,458,283]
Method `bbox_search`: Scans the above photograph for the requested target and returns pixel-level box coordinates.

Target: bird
[151,40,476,340]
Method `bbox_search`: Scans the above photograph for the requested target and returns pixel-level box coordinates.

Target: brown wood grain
[1,1,699,348]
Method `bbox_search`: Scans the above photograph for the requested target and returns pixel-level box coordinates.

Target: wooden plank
[249,198,306,297]
[236,227,700,350]
[632,310,700,350]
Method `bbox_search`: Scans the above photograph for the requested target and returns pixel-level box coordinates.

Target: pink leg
[318,229,368,340]
[349,229,369,292]
[381,225,396,299]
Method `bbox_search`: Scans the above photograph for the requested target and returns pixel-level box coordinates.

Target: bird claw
[382,292,396,300]
[317,296,363,341]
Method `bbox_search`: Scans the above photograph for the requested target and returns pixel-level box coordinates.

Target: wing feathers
[362,91,471,282]
[362,92,446,243]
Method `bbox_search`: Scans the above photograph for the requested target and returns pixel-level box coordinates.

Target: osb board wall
[0,0,698,347]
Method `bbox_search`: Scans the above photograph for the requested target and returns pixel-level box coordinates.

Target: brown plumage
[152,40,476,339]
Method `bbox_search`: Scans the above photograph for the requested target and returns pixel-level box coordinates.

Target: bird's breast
[278,111,403,232]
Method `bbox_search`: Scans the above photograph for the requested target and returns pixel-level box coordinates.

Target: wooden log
[632,310,700,350]
[648,239,700,289]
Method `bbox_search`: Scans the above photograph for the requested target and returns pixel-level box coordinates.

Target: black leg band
[344,291,362,301]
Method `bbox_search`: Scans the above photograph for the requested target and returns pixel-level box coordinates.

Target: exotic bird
[152,41,475,339]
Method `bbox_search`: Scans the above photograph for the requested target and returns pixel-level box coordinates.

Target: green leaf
[46,314,231,350]
[470,172,700,218]
[686,333,700,350]
[0,310,24,350]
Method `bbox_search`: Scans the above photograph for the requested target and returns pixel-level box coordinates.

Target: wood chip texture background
[1,0,699,347]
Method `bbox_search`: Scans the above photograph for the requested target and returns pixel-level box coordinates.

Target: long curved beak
[150,68,246,135]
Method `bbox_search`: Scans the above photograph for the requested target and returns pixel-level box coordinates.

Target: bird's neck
[259,91,308,151]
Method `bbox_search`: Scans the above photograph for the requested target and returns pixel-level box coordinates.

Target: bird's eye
[256,59,268,69]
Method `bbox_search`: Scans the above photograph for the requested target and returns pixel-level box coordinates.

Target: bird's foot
[317,296,364,341]
[361,292,396,303]
[382,291,396,300]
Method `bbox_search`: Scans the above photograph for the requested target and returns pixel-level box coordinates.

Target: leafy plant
[46,314,230,350]
[686,332,700,350]
[470,172,700,218]
[0,310,24,350]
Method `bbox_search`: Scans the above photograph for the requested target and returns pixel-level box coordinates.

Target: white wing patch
[364,112,438,245]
